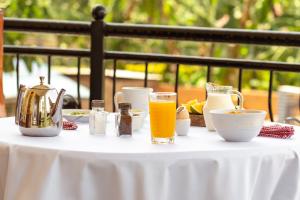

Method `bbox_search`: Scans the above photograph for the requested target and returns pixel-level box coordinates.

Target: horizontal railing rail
[4,45,90,57]
[4,17,300,47]
[105,23,300,47]
[104,51,300,72]
[4,18,90,35]
[6,46,298,72]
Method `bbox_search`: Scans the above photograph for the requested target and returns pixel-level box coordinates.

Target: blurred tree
[2,0,300,90]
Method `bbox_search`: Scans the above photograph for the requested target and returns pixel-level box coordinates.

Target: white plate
[62,109,90,123]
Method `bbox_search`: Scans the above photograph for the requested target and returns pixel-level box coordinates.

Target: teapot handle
[231,90,243,109]
[15,85,26,125]
[50,89,66,124]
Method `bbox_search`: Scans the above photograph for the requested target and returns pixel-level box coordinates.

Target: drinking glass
[149,92,176,144]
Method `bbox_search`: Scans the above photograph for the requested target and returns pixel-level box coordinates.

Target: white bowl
[62,109,90,123]
[176,119,191,136]
[210,109,266,142]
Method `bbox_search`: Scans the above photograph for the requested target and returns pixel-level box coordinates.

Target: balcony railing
[3,5,300,121]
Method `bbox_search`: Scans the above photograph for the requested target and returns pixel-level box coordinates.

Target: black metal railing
[3,5,300,121]
[91,6,300,120]
[3,16,91,108]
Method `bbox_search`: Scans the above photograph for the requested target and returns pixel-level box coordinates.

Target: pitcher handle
[231,90,243,109]
[114,91,123,111]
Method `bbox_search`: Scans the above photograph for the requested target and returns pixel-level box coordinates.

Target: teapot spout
[50,89,66,123]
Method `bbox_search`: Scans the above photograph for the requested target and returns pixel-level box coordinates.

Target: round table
[0,117,299,200]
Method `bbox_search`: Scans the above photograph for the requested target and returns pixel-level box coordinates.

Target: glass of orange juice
[149,92,176,144]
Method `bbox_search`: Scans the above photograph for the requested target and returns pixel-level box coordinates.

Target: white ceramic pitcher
[203,83,243,131]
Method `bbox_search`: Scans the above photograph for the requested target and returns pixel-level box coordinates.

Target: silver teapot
[15,76,66,136]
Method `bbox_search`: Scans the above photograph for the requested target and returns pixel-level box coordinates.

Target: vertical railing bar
[144,62,149,87]
[47,55,51,84]
[206,65,211,83]
[298,93,300,114]
[77,57,82,109]
[206,65,211,99]
[238,68,243,92]
[112,59,117,112]
[175,64,180,106]
[16,53,20,91]
[237,68,243,105]
[268,70,274,122]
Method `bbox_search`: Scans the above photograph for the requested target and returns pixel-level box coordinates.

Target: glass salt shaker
[115,102,132,137]
[89,100,107,135]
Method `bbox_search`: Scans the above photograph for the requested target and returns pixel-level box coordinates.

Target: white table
[0,117,299,200]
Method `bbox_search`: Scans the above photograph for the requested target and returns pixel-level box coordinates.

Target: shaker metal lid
[31,76,54,90]
[118,102,131,110]
[91,99,104,108]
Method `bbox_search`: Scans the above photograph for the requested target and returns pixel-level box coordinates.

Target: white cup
[176,119,191,136]
[114,87,153,114]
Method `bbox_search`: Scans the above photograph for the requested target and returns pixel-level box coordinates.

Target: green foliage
[3,0,300,90]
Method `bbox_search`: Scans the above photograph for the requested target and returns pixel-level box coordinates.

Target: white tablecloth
[0,117,300,200]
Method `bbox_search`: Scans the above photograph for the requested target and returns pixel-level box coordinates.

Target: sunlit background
[2,0,300,119]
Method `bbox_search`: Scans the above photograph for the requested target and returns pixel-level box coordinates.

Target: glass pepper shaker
[89,100,107,135]
[116,102,132,136]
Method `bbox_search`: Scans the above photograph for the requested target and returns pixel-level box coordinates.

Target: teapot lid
[31,76,54,90]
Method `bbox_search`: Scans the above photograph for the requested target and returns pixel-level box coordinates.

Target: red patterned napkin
[259,124,294,139]
[63,121,78,130]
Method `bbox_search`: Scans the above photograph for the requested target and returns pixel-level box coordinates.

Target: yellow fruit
[190,101,205,114]
[186,99,198,106]
[183,99,199,114]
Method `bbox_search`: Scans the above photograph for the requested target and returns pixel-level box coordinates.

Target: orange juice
[149,101,176,139]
